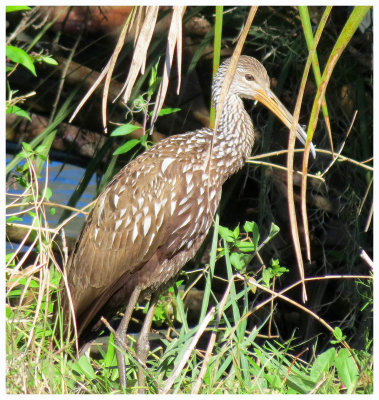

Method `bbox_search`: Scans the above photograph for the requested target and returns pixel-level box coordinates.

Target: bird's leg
[115,286,141,389]
[137,293,158,393]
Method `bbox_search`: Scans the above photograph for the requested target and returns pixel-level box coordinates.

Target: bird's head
[214,55,316,158]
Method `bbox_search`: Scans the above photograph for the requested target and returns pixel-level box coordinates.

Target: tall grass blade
[299,6,332,150]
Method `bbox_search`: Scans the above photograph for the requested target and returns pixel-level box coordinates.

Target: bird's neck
[211,94,255,183]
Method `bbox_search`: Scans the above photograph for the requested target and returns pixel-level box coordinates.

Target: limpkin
[61,55,315,389]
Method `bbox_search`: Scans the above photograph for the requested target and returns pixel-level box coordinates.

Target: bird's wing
[65,136,219,326]
[66,152,170,317]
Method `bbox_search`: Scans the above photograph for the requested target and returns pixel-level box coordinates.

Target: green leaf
[6,45,36,76]
[6,6,31,12]
[243,220,256,233]
[148,78,161,98]
[333,326,343,339]
[28,211,36,219]
[218,225,235,242]
[335,348,359,393]
[6,216,23,223]
[34,54,58,65]
[6,252,16,264]
[104,333,116,369]
[112,139,140,155]
[139,133,149,147]
[22,141,33,153]
[10,276,39,288]
[72,355,97,380]
[252,222,260,249]
[235,240,255,252]
[262,267,272,287]
[35,142,52,160]
[6,305,14,319]
[110,123,140,137]
[148,59,161,96]
[268,222,280,239]
[230,252,252,271]
[15,175,28,188]
[6,105,31,121]
[149,63,158,87]
[310,348,336,380]
[331,326,346,344]
[270,259,289,277]
[35,144,49,157]
[149,107,181,117]
[232,224,240,239]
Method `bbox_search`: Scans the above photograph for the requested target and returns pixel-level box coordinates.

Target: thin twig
[247,159,324,181]
[6,200,90,215]
[320,110,357,178]
[357,175,373,216]
[316,149,372,171]
[359,249,373,271]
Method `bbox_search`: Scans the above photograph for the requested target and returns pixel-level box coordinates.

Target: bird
[61,55,315,390]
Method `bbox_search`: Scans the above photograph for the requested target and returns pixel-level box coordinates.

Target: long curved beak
[254,88,316,158]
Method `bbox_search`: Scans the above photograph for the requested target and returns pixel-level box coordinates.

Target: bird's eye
[245,74,254,81]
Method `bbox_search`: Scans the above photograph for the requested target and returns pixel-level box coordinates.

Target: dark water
[6,155,97,240]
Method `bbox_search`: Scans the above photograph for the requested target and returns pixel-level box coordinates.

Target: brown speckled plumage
[61,55,314,388]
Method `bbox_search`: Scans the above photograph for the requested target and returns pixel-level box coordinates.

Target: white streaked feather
[115,219,122,231]
[113,194,119,208]
[143,216,151,236]
[170,200,177,215]
[161,157,175,173]
[131,224,138,243]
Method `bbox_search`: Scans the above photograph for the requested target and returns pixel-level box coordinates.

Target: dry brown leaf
[296,9,331,301]
[133,7,145,48]
[150,6,186,128]
[102,8,137,133]
[118,6,159,105]
[68,9,137,126]
[68,57,111,125]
